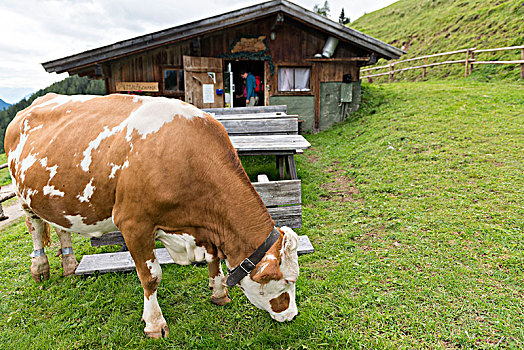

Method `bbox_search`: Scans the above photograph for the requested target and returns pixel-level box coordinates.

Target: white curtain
[278,68,293,91]
[294,68,310,91]
[278,67,311,91]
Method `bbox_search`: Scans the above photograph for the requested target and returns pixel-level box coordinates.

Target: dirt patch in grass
[320,164,362,203]
[304,147,320,163]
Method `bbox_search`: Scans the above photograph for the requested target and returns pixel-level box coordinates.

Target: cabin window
[278,67,310,92]
[164,69,185,92]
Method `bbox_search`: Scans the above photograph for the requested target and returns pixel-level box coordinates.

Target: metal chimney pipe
[322,36,339,58]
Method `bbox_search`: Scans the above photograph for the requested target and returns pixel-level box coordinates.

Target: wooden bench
[204,105,311,180]
[76,235,314,275]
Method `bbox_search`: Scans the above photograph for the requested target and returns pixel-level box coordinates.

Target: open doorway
[226,60,265,107]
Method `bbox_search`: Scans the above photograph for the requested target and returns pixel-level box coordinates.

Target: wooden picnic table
[206,107,311,180]
[230,135,310,180]
[229,135,310,153]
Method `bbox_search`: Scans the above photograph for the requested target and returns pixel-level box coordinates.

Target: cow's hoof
[144,323,170,339]
[31,255,50,282]
[211,294,232,306]
[61,254,79,276]
[32,271,51,283]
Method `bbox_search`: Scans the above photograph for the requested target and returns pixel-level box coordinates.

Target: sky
[0,0,397,104]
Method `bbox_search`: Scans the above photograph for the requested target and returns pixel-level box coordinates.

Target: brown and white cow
[5,93,299,338]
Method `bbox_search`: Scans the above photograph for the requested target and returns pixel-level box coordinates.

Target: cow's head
[238,226,299,322]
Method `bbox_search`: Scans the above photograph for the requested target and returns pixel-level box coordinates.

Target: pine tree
[339,8,350,25]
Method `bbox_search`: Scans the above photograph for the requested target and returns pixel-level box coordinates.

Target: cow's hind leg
[208,258,231,306]
[122,227,169,339]
[25,213,51,282]
[55,228,79,276]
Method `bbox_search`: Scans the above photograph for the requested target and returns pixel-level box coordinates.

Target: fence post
[521,48,524,79]
[470,50,475,75]
[423,58,426,78]
[465,49,470,77]
[389,63,394,83]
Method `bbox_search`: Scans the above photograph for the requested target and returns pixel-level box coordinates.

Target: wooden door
[183,56,224,108]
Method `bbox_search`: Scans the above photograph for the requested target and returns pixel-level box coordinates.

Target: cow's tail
[42,222,52,247]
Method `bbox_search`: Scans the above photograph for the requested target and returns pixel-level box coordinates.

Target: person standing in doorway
[235,77,247,106]
[241,70,259,107]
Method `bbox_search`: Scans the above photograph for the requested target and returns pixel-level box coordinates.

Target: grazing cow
[5,93,299,338]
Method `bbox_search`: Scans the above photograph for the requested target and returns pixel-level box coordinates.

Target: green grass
[240,156,281,182]
[352,0,524,82]
[0,80,523,348]
[0,153,11,186]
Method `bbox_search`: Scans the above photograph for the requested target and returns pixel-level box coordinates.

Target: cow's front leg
[125,235,169,338]
[208,258,231,306]
[55,228,79,276]
[25,215,51,282]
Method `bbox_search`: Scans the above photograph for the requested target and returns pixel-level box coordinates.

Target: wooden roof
[42,0,404,74]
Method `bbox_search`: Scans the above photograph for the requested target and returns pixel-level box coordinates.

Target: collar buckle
[239,258,256,274]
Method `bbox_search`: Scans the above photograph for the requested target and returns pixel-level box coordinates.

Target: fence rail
[0,163,13,204]
[361,45,524,81]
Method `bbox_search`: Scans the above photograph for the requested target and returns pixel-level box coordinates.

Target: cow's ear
[251,258,283,283]
[281,227,298,256]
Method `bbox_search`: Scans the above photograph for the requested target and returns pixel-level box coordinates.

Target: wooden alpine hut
[42,0,403,132]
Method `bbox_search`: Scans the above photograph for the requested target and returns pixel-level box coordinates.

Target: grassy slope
[352,0,524,81]
[0,80,523,348]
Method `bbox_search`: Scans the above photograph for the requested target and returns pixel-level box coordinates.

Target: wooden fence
[361,45,524,82]
[0,164,14,205]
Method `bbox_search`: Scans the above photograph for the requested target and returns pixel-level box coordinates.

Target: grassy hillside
[0,80,523,348]
[352,0,524,81]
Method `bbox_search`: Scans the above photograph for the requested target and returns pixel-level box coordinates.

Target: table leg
[276,156,285,179]
[285,155,298,179]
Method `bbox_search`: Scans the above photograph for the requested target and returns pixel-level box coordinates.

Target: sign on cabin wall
[231,36,267,53]
[202,84,215,104]
[115,82,159,92]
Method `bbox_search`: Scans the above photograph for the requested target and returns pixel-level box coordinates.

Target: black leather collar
[226,227,280,287]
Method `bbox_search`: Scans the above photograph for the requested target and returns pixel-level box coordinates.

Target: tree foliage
[313,1,330,18]
[339,8,350,25]
[0,75,105,153]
